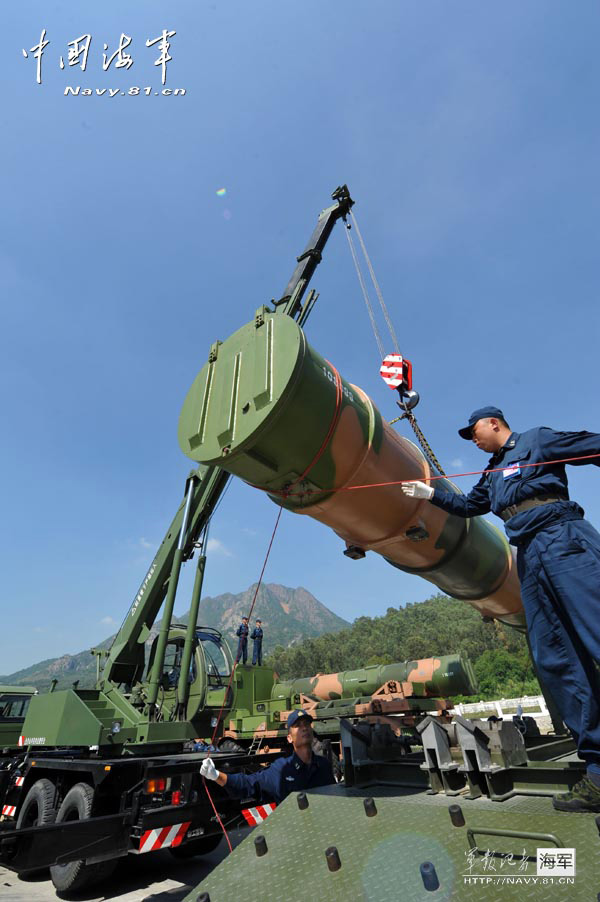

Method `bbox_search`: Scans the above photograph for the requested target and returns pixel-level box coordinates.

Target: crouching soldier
[200,711,334,804]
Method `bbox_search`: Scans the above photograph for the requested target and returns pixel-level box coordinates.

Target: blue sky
[2,2,600,674]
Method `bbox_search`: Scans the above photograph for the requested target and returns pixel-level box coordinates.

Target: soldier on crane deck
[200,710,335,804]
[402,406,600,812]
[235,616,249,665]
[251,618,263,666]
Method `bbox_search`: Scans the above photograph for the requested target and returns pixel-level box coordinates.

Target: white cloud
[450,458,464,469]
[206,538,233,557]
[139,537,155,550]
[100,616,117,627]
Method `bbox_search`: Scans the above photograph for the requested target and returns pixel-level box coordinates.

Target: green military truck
[0,686,36,749]
[0,626,276,893]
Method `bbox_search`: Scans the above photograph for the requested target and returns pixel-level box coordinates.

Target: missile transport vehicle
[2,186,598,899]
[220,654,478,755]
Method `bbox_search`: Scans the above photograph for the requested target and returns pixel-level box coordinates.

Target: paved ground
[0,825,251,902]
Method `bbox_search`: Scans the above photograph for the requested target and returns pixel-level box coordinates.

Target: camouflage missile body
[221,657,475,751]
[271,655,478,702]
[179,312,524,628]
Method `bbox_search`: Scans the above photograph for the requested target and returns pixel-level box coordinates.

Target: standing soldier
[251,618,263,666]
[235,616,249,665]
[402,406,600,813]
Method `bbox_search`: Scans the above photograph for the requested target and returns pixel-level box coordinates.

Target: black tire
[17,778,57,830]
[217,738,245,753]
[170,832,223,858]
[16,779,57,877]
[49,783,116,895]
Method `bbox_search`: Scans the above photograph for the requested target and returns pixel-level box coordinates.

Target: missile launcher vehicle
[221,654,478,755]
[188,718,599,902]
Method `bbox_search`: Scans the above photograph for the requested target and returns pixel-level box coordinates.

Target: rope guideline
[202,507,283,853]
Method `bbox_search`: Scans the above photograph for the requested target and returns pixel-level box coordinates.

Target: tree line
[265,593,540,701]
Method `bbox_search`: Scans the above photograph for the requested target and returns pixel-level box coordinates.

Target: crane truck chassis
[0,645,478,891]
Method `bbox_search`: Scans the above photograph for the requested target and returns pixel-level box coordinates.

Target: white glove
[401,480,434,500]
[200,757,219,781]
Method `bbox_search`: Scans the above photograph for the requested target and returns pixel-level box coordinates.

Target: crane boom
[100,185,355,708]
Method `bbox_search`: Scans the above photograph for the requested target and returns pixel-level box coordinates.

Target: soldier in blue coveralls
[251,618,263,666]
[235,616,249,665]
[402,406,600,812]
[200,710,335,803]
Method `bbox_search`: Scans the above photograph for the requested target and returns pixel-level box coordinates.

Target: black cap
[256,619,261,623]
[458,406,505,440]
[286,710,313,729]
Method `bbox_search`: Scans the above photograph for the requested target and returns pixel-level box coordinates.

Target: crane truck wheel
[49,783,117,894]
[217,738,245,753]
[16,779,57,877]
[170,832,223,858]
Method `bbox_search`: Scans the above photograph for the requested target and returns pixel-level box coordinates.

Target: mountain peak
[1,585,350,691]
[190,584,349,651]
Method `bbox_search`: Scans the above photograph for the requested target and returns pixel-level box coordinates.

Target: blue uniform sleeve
[317,757,335,786]
[430,473,492,518]
[537,428,600,468]
[224,758,284,803]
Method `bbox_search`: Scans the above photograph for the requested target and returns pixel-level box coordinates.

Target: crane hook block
[379,354,413,391]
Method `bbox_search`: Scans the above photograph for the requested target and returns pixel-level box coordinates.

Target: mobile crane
[0,186,358,894]
[1,185,573,898]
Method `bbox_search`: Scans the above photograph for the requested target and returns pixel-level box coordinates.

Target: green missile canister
[179,312,524,627]
[271,655,478,701]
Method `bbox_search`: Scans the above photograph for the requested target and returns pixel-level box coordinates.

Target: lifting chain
[398,408,446,477]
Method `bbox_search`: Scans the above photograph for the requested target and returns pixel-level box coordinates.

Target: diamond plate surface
[187,785,600,901]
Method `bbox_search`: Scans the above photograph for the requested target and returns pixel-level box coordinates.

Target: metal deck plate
[187,785,600,901]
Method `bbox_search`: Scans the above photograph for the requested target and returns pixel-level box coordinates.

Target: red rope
[268,453,600,498]
[202,774,233,853]
[202,506,283,852]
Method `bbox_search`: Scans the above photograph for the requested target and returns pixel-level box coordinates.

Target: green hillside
[2,589,539,700]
